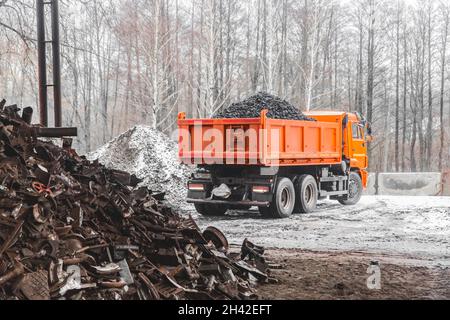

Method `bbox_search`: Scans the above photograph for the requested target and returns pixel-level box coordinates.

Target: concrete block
[442,171,450,196]
[378,173,442,196]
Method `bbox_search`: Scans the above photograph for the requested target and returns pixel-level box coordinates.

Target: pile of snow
[87,126,193,210]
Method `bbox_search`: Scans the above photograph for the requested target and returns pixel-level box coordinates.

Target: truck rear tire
[297,175,319,214]
[194,203,228,217]
[338,172,363,206]
[259,178,295,219]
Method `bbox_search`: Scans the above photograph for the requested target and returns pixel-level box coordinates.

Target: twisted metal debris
[0,100,271,300]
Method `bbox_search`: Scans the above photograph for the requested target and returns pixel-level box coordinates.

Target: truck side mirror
[365,122,373,143]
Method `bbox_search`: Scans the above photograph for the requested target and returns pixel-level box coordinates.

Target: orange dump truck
[178,110,371,219]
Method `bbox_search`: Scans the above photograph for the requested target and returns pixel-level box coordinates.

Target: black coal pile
[213,92,315,121]
[0,100,272,300]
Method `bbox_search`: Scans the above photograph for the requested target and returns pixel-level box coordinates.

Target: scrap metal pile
[0,100,271,300]
[213,92,315,121]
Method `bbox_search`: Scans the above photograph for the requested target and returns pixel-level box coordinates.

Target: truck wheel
[297,175,318,214]
[338,172,363,206]
[259,178,295,219]
[194,204,228,217]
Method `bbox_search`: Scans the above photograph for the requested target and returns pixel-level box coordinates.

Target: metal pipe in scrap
[36,127,78,138]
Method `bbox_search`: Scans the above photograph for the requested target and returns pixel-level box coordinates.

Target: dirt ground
[191,196,450,300]
[258,249,450,300]
[195,196,450,266]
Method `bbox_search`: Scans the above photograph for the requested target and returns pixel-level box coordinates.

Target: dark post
[51,0,62,128]
[36,0,48,127]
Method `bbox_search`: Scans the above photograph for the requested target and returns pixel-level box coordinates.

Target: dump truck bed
[178,111,343,167]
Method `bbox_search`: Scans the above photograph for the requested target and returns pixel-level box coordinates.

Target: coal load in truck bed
[213,92,315,121]
[0,100,271,300]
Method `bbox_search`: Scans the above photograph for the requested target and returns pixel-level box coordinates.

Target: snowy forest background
[0,0,449,173]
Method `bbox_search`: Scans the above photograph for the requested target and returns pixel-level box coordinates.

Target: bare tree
[438,1,449,171]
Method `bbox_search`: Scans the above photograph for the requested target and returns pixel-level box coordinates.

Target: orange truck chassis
[178,110,371,219]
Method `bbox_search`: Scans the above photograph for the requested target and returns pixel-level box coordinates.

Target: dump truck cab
[179,110,371,219]
[305,111,370,188]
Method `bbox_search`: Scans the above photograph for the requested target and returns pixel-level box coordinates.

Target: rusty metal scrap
[0,101,271,300]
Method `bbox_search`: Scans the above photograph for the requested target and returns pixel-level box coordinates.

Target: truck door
[350,122,368,169]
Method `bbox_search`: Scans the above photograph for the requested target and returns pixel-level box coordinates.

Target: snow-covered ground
[193,196,450,266]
